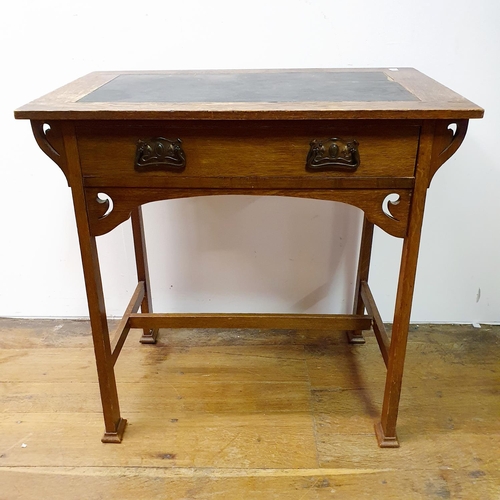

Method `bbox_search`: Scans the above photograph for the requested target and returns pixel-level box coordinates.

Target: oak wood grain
[127,313,372,331]
[84,187,412,238]
[14,68,484,120]
[13,69,484,448]
[76,120,420,184]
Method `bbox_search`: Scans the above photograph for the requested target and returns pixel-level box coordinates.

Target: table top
[15,68,483,121]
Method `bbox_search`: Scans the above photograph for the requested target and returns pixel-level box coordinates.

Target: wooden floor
[0,319,498,499]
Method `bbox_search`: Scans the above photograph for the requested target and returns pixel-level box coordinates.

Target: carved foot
[101,418,127,443]
[374,421,400,448]
[140,328,159,344]
[346,330,366,344]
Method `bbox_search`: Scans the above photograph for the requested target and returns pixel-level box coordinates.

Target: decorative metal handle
[306,138,360,172]
[135,137,186,172]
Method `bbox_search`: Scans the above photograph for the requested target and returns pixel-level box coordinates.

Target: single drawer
[76,120,420,188]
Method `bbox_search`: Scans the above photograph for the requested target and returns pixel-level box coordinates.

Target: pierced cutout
[96,192,114,219]
[31,120,69,184]
[32,121,62,164]
[382,193,401,221]
[428,120,469,187]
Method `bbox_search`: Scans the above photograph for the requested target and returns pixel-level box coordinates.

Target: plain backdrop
[1,0,499,323]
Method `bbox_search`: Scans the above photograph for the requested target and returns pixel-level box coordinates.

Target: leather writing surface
[79,71,419,104]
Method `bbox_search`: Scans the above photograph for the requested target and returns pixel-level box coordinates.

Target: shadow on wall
[142,195,363,314]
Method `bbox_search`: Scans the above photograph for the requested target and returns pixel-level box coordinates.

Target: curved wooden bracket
[356,190,411,238]
[84,188,411,238]
[429,119,468,186]
[31,121,69,185]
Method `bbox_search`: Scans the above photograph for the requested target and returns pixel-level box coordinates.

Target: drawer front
[77,121,420,188]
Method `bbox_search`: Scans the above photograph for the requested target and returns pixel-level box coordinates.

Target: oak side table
[14,68,483,447]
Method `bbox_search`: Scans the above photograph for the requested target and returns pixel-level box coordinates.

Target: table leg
[63,124,126,443]
[78,233,127,443]
[375,231,421,446]
[348,217,374,344]
[70,204,126,442]
[375,186,428,448]
[131,206,158,344]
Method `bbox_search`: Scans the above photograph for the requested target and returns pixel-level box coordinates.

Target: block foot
[346,330,366,344]
[140,328,159,344]
[374,421,400,448]
[101,418,127,443]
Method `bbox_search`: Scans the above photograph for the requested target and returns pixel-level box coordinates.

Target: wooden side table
[14,68,483,447]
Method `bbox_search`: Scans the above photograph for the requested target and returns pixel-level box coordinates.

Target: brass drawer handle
[306,138,360,172]
[135,137,186,172]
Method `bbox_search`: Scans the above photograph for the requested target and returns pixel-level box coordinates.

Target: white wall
[1,0,499,322]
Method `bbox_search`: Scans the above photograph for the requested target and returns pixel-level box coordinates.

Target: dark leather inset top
[79,71,419,104]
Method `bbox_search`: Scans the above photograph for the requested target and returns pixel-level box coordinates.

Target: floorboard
[0,319,498,499]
